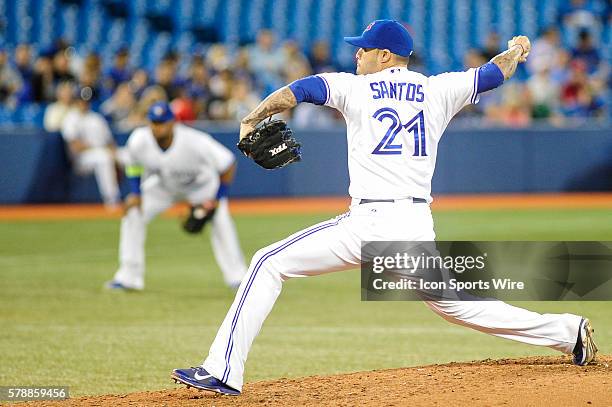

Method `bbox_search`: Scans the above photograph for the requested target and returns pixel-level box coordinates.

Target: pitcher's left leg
[173,213,359,393]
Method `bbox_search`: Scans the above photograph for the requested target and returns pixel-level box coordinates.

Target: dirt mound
[26,356,611,406]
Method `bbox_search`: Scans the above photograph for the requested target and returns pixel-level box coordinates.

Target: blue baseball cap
[344,19,414,57]
[148,102,175,123]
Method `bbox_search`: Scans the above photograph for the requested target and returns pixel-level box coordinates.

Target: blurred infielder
[106,102,247,290]
[62,86,121,209]
[172,20,597,395]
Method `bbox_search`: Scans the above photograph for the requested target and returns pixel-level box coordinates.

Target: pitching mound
[29,356,610,406]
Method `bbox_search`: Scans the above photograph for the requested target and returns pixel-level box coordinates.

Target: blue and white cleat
[103,280,141,291]
[572,318,598,366]
[171,367,240,396]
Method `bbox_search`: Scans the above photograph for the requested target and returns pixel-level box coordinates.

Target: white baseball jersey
[61,110,113,149]
[125,123,234,194]
[318,67,479,202]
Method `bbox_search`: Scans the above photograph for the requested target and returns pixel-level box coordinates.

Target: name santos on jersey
[369,81,424,102]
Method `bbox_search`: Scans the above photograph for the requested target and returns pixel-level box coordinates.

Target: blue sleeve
[288,75,327,105]
[215,182,229,200]
[127,176,141,195]
[476,62,505,94]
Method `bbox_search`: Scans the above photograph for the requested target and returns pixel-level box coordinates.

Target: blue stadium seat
[14,104,45,127]
[0,0,607,94]
[0,106,12,124]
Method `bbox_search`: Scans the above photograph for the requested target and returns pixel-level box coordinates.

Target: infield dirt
[3,193,612,220]
[24,356,611,406]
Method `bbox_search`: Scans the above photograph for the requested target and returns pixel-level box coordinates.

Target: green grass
[1,208,611,396]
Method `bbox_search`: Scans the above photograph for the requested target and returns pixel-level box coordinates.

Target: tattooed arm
[490,35,531,80]
[239,86,297,140]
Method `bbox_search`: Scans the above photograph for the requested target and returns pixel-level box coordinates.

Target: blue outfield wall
[1,125,611,204]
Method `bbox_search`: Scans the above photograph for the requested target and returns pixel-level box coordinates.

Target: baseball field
[1,194,611,406]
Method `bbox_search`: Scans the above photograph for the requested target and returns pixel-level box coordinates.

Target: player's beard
[156,133,173,149]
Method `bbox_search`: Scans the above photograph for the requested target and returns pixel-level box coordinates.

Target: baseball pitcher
[106,102,247,291]
[172,20,597,395]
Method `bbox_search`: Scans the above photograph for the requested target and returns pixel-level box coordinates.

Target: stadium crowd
[0,14,609,132]
[0,29,348,132]
[463,27,608,127]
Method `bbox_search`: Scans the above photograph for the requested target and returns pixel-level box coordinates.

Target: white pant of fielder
[112,176,247,289]
[202,200,582,391]
[74,147,120,206]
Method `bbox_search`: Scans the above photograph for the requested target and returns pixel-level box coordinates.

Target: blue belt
[359,198,427,204]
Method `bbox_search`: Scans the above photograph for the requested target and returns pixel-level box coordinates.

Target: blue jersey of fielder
[311,67,480,203]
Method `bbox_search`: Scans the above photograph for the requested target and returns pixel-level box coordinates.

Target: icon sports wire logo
[361,241,612,301]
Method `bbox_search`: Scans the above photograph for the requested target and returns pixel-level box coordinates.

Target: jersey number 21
[371,107,427,156]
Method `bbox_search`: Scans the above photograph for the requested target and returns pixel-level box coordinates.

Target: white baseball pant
[112,176,247,289]
[73,147,120,206]
[202,199,582,391]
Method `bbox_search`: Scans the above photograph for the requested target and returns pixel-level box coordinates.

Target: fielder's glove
[183,204,216,234]
[237,119,302,170]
